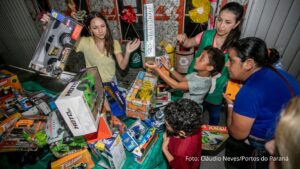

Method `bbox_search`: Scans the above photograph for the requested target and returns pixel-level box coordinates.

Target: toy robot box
[55,67,104,136]
[29,9,83,77]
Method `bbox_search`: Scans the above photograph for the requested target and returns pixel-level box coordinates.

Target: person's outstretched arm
[115,39,141,70]
[176,33,198,48]
[145,61,188,90]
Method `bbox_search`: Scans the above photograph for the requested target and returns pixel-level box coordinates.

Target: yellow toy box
[0,69,22,92]
[126,71,157,120]
[51,148,94,169]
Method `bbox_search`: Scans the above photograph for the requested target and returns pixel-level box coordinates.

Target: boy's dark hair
[164,99,202,136]
[204,46,225,76]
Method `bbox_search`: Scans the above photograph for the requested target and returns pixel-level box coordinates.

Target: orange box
[225,80,242,101]
[51,149,94,169]
[0,69,22,92]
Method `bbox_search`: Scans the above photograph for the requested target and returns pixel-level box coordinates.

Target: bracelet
[169,67,175,72]
[228,103,234,108]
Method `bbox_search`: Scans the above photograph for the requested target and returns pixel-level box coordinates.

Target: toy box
[0,115,47,152]
[103,81,127,119]
[50,136,87,158]
[143,3,156,64]
[45,110,72,144]
[29,9,83,77]
[126,71,157,120]
[84,108,113,143]
[135,131,158,164]
[51,148,94,169]
[55,67,104,136]
[90,134,126,169]
[202,125,229,154]
[0,69,22,92]
[225,80,242,101]
[0,112,22,140]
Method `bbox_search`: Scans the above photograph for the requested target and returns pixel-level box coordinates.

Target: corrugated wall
[0,0,40,68]
[242,0,300,84]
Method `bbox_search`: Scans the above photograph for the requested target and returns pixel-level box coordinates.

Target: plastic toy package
[0,115,47,152]
[90,133,126,169]
[126,71,158,120]
[55,67,105,136]
[29,9,83,77]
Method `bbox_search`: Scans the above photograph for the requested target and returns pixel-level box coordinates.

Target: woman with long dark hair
[177,2,244,125]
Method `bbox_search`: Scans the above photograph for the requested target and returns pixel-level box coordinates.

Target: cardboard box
[55,67,104,136]
[126,71,157,120]
[51,149,94,169]
[0,69,22,92]
[29,9,83,77]
[225,80,242,101]
[143,3,156,58]
[90,134,126,169]
[202,125,229,152]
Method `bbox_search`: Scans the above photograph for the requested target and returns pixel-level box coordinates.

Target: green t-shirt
[188,29,229,105]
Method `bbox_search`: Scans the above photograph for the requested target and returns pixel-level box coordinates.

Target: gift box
[51,148,94,169]
[29,9,83,77]
[55,67,104,136]
[126,71,157,120]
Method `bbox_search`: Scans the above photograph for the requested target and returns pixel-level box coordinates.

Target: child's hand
[145,60,159,70]
[162,132,170,151]
[126,39,141,54]
[160,56,171,70]
[176,33,187,44]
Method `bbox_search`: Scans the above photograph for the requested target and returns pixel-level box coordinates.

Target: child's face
[194,50,212,71]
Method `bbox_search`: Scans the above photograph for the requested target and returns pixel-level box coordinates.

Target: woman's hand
[176,33,187,44]
[40,13,50,25]
[125,38,141,54]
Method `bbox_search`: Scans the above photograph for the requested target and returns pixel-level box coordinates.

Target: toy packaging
[50,136,87,158]
[135,131,158,164]
[0,112,22,141]
[0,69,23,92]
[84,108,113,144]
[29,9,83,77]
[126,71,157,120]
[143,3,156,65]
[45,110,72,144]
[103,81,127,119]
[225,80,242,101]
[29,92,56,115]
[90,133,126,169]
[51,148,95,169]
[55,67,104,136]
[0,115,47,152]
[201,125,229,153]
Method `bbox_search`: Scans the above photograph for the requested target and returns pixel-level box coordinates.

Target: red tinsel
[121,5,136,24]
